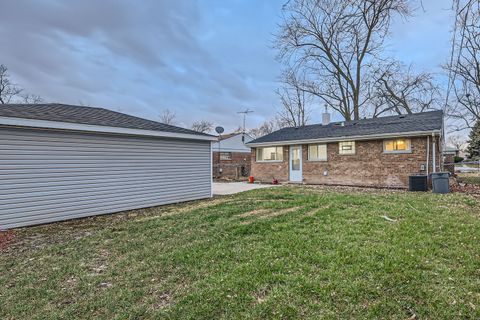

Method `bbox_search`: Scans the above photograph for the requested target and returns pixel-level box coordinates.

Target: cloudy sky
[0,0,454,132]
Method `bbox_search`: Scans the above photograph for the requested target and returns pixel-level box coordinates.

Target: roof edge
[0,116,217,141]
[246,130,441,147]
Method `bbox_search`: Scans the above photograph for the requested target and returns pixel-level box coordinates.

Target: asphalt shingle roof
[0,103,213,137]
[248,110,443,145]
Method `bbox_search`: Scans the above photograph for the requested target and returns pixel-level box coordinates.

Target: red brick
[250,136,442,188]
[213,151,251,179]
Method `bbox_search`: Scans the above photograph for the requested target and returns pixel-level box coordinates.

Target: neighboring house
[443,146,459,174]
[246,111,444,188]
[0,103,216,229]
[212,132,252,179]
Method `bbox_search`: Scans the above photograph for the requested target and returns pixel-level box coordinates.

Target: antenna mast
[237,108,254,134]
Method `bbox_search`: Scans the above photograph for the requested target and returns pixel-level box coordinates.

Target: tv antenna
[237,108,254,134]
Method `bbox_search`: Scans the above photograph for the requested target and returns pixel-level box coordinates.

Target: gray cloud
[0,0,454,131]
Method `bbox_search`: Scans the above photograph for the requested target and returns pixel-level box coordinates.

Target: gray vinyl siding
[0,127,212,229]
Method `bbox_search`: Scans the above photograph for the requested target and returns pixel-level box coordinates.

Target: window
[256,146,283,162]
[384,139,411,153]
[308,144,327,161]
[220,152,232,160]
[339,141,355,155]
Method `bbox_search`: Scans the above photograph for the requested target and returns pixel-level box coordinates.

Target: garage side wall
[0,127,212,229]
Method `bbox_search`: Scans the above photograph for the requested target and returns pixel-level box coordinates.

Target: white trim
[307,143,328,161]
[383,150,412,154]
[338,141,356,155]
[289,145,303,182]
[255,146,284,162]
[219,152,233,160]
[426,136,430,176]
[432,133,436,173]
[212,148,251,153]
[210,142,213,198]
[246,130,441,147]
[383,138,412,154]
[255,160,284,163]
[0,116,217,141]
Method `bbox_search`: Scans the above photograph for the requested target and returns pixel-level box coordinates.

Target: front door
[289,145,302,182]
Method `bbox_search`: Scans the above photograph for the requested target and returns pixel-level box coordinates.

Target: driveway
[213,182,278,195]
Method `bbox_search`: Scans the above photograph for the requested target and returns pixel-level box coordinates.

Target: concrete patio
[212,182,277,195]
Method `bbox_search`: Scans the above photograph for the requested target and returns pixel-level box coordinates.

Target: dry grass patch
[1,186,479,319]
[236,208,272,218]
[258,206,305,219]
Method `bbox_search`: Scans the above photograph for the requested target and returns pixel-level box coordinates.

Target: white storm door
[289,145,302,182]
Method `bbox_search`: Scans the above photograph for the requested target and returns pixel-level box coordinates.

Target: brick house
[212,132,252,179]
[246,111,444,188]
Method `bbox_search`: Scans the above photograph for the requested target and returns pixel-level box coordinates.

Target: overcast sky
[0,0,454,132]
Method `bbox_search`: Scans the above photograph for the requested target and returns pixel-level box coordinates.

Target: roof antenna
[237,108,254,141]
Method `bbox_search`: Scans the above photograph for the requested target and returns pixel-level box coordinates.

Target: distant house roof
[443,146,459,154]
[213,132,252,152]
[247,110,443,146]
[0,103,216,140]
[218,132,253,141]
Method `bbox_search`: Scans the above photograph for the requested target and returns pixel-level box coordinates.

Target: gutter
[0,116,218,141]
[246,130,442,147]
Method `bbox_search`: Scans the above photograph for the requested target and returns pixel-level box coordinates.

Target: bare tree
[0,64,22,104]
[0,64,44,104]
[159,109,177,125]
[445,0,480,130]
[249,119,282,139]
[371,62,441,117]
[191,120,213,133]
[276,0,410,120]
[276,68,311,126]
[20,93,43,104]
[447,134,466,150]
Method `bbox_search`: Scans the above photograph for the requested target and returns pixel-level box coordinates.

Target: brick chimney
[322,105,331,125]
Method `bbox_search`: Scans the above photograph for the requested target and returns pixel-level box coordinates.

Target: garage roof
[247,110,443,146]
[0,103,216,141]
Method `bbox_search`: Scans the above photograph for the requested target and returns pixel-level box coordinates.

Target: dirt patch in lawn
[0,230,16,251]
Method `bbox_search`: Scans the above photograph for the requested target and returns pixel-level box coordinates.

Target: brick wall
[213,151,251,179]
[250,146,289,182]
[250,136,441,188]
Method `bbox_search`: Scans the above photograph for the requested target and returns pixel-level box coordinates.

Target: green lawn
[1,186,479,319]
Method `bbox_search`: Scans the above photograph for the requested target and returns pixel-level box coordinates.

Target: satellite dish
[215,126,224,134]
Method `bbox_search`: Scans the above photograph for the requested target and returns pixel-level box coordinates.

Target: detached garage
[0,104,216,229]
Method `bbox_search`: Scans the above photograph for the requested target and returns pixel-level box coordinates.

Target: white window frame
[256,146,283,162]
[219,152,232,160]
[383,138,412,154]
[308,144,328,161]
[339,141,355,155]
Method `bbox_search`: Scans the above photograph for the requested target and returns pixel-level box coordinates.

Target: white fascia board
[0,116,218,141]
[246,130,442,147]
[212,148,251,153]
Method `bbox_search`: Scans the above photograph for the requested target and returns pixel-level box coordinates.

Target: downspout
[210,141,213,198]
[432,133,436,173]
[426,135,430,176]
